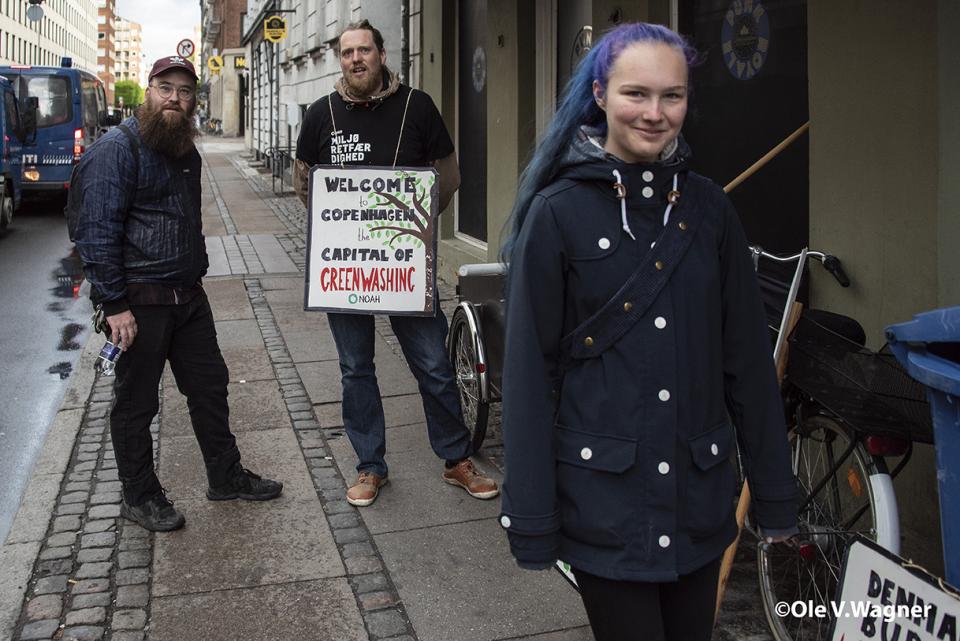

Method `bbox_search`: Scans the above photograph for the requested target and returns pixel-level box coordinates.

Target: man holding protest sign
[294,19,499,507]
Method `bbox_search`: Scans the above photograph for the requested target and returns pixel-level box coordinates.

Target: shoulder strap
[558,174,706,370]
[328,95,342,168]
[116,124,140,181]
[392,87,414,168]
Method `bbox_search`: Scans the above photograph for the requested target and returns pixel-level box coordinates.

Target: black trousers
[573,556,721,641]
[110,293,238,505]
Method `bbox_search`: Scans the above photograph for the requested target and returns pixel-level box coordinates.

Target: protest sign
[830,536,959,641]
[305,165,438,315]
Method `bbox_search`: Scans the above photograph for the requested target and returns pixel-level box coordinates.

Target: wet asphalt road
[0,198,93,544]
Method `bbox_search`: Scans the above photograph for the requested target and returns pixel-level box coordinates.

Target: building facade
[202,0,248,135]
[0,0,98,71]
[113,16,144,87]
[96,0,116,103]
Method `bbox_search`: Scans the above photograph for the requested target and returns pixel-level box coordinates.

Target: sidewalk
[0,137,772,641]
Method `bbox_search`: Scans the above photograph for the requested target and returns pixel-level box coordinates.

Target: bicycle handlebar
[821,255,851,287]
[749,246,851,288]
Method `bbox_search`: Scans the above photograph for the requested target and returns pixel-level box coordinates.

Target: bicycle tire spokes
[759,417,883,641]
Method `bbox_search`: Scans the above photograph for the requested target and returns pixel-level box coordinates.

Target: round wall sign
[472,46,486,93]
[720,0,770,81]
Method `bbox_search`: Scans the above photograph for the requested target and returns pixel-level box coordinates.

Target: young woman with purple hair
[497,23,798,640]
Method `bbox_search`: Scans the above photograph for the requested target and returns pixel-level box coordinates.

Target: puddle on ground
[47,302,66,313]
[51,249,85,299]
[57,323,86,351]
[48,362,72,380]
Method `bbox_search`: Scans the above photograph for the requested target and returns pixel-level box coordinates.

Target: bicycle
[748,247,933,641]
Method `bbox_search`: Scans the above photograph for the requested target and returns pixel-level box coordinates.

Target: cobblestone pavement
[3,137,775,641]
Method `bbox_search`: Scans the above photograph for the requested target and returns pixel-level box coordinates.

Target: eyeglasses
[151,82,195,100]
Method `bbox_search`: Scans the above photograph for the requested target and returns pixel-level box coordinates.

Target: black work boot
[207,462,283,501]
[120,491,186,532]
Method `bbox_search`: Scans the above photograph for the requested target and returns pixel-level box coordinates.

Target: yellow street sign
[207,54,223,74]
[264,15,287,43]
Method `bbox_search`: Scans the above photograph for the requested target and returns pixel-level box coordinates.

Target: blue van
[0,58,117,201]
[0,75,36,233]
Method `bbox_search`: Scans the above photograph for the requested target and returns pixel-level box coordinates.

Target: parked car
[0,57,118,204]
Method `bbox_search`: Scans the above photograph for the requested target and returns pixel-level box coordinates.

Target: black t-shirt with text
[296,85,454,168]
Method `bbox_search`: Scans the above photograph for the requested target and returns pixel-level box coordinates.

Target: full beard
[136,100,199,158]
[343,67,382,100]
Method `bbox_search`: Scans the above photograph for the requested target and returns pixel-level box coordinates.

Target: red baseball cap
[148,56,198,82]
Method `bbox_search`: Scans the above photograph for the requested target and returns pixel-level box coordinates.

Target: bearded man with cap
[73,56,283,532]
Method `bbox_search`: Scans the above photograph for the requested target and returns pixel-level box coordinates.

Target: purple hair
[501,22,698,261]
[591,22,698,95]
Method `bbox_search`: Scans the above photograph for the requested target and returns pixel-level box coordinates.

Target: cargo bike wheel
[448,303,490,452]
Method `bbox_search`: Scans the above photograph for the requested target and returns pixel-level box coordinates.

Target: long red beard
[136,100,198,158]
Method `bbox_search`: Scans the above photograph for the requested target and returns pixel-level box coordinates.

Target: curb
[0,331,101,640]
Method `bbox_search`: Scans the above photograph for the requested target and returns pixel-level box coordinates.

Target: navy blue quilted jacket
[73,117,207,315]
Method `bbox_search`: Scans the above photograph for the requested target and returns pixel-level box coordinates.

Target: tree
[114,80,144,108]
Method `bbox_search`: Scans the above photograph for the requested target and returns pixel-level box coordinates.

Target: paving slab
[233,217,288,234]
[377,519,589,641]
[280,328,342,363]
[259,276,303,291]
[4,473,62,545]
[152,497,342,596]
[158,428,315,502]
[328,435,501,534]
[205,237,230,277]
[212,319,275,382]
[162,377,288,436]
[150,579,366,641]
[204,279,255,321]
[0,541,42,640]
[314,394,427,430]
[31,408,85,477]
[297,347,420,405]
[249,234,298,273]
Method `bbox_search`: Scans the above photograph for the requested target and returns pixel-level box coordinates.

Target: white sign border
[829,534,960,641]
[303,164,440,317]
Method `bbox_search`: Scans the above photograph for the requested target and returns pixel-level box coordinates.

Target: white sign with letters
[304,165,438,316]
[830,537,960,641]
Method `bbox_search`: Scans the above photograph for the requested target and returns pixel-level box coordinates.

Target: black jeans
[111,292,238,505]
[573,556,722,641]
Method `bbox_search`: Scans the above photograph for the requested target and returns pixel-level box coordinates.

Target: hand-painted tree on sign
[363,171,435,248]
[364,170,437,312]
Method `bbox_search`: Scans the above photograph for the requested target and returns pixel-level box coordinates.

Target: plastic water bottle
[97,340,122,376]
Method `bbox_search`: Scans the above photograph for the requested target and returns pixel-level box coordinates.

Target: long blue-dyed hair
[500,22,697,262]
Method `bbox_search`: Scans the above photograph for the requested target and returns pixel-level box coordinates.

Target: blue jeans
[327,307,472,477]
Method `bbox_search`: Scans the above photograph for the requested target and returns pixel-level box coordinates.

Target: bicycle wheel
[448,306,489,452]
[758,415,892,641]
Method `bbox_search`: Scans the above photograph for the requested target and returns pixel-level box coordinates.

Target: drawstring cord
[663,173,679,226]
[611,170,681,242]
[611,169,635,240]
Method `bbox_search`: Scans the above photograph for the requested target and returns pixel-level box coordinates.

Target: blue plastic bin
[886,306,960,585]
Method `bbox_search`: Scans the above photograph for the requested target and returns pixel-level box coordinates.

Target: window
[81,78,98,129]
[23,75,73,128]
[4,91,19,133]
